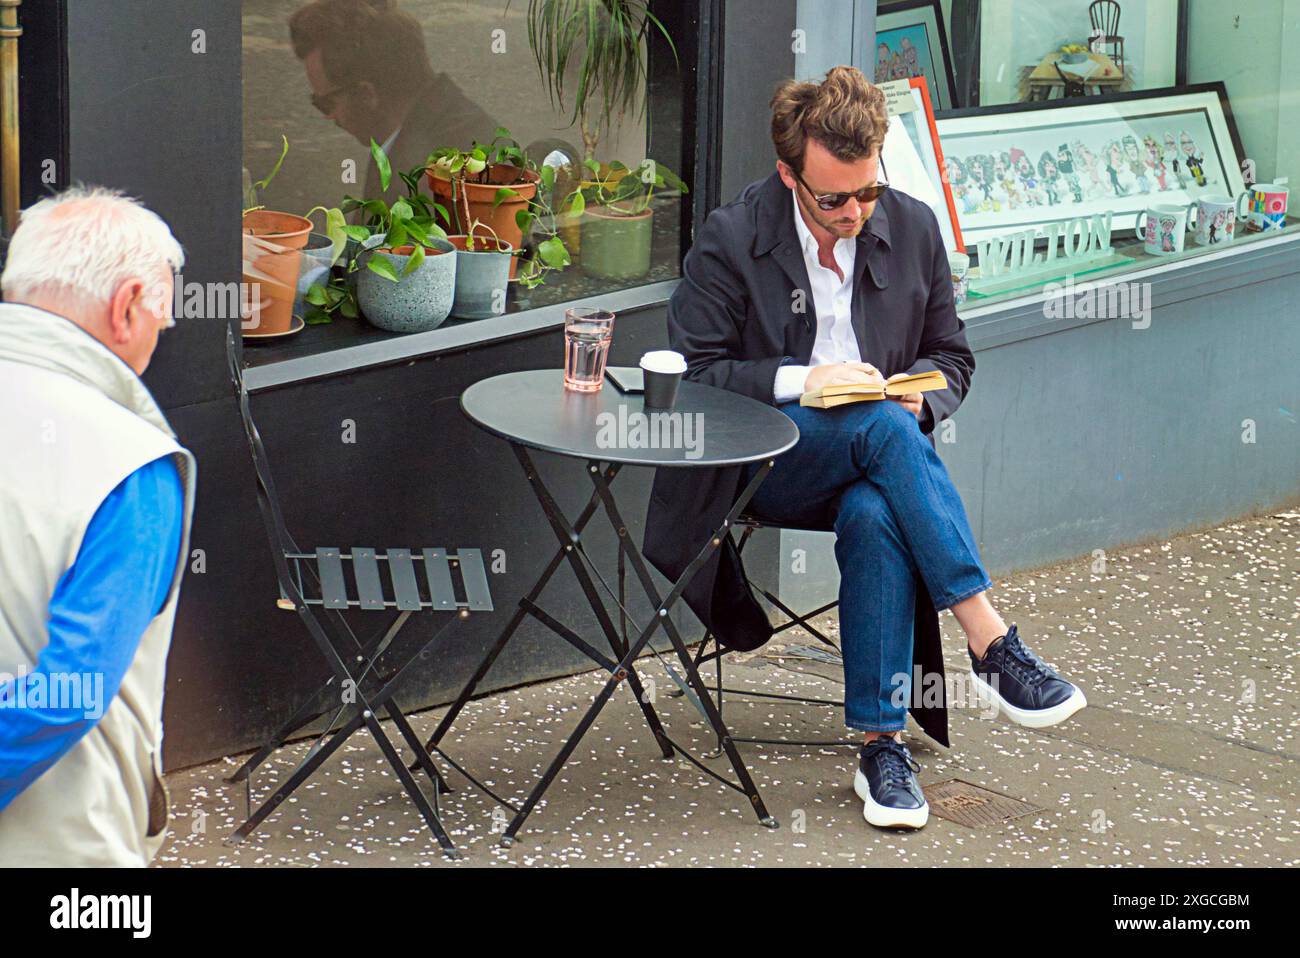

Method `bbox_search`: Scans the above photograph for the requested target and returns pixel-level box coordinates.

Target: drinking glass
[563,307,615,392]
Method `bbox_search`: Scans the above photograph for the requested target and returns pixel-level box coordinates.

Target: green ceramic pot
[579,207,653,281]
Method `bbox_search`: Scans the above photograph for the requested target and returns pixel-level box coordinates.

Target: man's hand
[803,361,885,393]
[885,372,923,418]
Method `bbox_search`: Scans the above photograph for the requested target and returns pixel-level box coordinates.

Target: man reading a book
[643,66,1086,830]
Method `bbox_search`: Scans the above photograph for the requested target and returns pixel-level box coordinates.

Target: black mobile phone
[604,366,645,393]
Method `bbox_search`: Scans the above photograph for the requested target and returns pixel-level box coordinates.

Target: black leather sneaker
[853,737,929,829]
[970,624,1086,728]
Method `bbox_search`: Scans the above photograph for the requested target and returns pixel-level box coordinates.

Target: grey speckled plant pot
[356,238,456,333]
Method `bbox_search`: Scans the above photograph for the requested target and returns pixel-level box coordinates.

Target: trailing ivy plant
[303,139,451,323]
[515,160,576,289]
[345,138,451,280]
[578,157,688,216]
[428,127,579,289]
[243,135,289,214]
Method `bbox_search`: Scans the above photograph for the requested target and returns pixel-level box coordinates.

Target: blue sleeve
[0,456,184,811]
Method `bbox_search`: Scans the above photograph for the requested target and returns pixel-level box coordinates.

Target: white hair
[1,185,185,314]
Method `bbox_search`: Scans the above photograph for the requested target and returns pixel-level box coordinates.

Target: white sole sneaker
[854,768,929,829]
[970,670,1088,728]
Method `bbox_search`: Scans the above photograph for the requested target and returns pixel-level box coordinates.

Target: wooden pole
[0,0,22,236]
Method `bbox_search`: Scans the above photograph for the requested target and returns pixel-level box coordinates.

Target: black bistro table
[417,368,799,844]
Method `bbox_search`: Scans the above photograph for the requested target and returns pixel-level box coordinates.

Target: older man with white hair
[0,186,196,866]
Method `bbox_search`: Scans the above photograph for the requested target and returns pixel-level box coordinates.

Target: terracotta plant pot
[579,205,654,281]
[355,238,457,333]
[426,164,539,279]
[242,210,313,334]
[447,232,514,320]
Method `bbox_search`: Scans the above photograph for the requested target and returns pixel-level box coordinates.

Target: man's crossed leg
[745,398,1086,829]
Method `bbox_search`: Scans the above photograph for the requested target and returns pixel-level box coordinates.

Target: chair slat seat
[387,548,423,611]
[352,547,385,610]
[422,548,457,610]
[317,547,348,609]
[457,548,493,612]
[296,546,494,612]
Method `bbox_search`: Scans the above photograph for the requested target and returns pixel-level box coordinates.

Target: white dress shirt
[773,188,863,402]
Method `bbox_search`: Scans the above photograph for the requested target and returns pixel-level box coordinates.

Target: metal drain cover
[922,779,1043,827]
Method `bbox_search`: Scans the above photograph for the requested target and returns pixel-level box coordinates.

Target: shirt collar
[792,187,854,258]
[380,126,402,158]
[753,171,892,258]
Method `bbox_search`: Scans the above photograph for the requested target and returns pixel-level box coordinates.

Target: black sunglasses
[791,165,890,211]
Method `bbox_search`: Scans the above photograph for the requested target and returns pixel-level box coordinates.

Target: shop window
[868,0,1299,311]
[241,0,692,351]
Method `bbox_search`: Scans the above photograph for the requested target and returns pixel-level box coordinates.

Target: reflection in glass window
[243,0,689,335]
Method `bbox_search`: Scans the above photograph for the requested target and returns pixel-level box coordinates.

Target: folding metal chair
[223,329,492,858]
[672,514,859,750]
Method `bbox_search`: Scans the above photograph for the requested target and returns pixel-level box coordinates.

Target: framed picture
[874,0,957,110]
[935,82,1246,245]
[976,0,1187,106]
[879,76,964,253]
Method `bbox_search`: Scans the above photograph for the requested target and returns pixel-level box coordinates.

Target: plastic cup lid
[639,350,687,374]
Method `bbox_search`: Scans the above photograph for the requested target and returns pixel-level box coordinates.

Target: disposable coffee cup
[640,350,687,409]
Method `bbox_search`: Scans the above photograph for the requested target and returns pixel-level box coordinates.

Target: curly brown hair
[770,66,889,174]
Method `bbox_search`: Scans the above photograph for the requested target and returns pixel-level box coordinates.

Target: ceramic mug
[1188,195,1236,246]
[1236,183,1289,233]
[948,251,970,306]
[1136,204,1188,255]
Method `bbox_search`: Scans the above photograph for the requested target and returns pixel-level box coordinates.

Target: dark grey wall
[720,0,797,204]
[66,0,242,410]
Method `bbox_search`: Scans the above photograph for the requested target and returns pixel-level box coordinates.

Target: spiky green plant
[513,0,678,162]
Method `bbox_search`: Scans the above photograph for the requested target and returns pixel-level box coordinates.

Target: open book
[799,370,948,409]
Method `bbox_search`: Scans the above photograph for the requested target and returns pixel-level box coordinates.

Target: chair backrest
[226,326,308,604]
[1089,0,1121,37]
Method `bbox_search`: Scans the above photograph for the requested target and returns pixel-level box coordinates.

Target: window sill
[242,279,681,393]
[957,224,1300,350]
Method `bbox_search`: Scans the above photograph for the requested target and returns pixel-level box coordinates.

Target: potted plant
[519,0,678,259]
[242,136,314,335]
[574,158,687,281]
[426,129,541,278]
[517,0,678,164]
[445,213,515,320]
[242,136,353,332]
[342,139,458,333]
[429,129,580,296]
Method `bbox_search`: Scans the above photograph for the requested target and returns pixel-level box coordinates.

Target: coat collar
[0,302,176,439]
[751,170,891,311]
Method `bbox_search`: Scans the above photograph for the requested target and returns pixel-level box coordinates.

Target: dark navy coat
[643,170,976,746]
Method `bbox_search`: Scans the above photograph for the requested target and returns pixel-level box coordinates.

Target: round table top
[461,369,800,467]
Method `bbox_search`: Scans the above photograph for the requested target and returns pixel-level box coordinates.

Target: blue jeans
[744,400,992,732]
